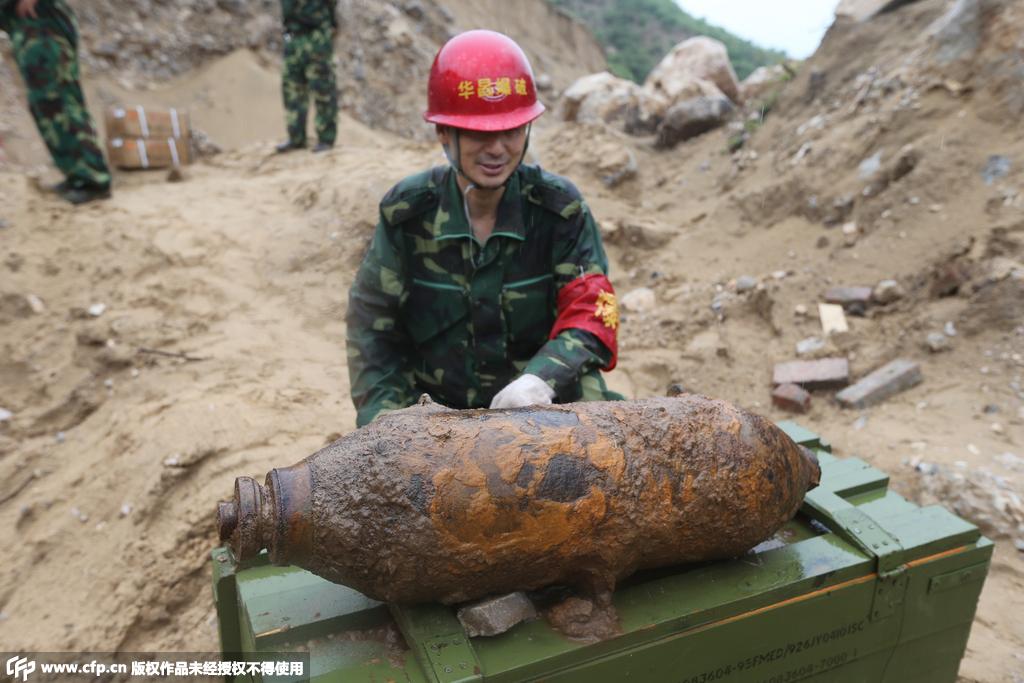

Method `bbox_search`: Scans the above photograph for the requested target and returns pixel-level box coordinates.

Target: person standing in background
[1,0,112,204]
[276,0,338,154]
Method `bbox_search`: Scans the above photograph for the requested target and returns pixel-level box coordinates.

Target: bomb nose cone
[216,466,315,563]
[218,476,271,561]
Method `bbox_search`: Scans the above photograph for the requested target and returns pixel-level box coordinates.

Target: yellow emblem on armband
[593,290,619,330]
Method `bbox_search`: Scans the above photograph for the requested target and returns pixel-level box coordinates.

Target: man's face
[438,125,527,189]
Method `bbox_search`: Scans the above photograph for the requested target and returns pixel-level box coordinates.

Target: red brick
[772,383,811,413]
[772,358,850,390]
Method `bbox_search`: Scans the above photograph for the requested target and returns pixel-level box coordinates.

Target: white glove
[489,374,555,409]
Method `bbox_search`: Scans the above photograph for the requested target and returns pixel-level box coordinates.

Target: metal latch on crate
[803,489,907,621]
[390,603,482,683]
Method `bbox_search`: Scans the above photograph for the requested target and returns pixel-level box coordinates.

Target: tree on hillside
[551,0,787,83]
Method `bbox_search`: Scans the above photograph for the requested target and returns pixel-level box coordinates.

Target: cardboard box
[107,137,192,170]
[105,105,190,140]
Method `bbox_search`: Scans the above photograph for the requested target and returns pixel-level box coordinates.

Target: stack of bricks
[770,358,851,414]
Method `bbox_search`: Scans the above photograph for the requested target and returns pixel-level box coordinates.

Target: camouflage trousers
[282,27,338,146]
[10,22,111,190]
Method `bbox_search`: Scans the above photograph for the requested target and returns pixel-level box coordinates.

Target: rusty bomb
[217,395,820,604]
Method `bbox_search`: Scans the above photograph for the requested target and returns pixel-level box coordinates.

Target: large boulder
[558,72,642,125]
[558,71,667,133]
[643,36,742,105]
[655,94,735,149]
[740,64,791,104]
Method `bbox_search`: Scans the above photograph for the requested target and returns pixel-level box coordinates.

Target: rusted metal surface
[218,395,820,605]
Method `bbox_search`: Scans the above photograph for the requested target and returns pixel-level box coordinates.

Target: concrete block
[773,358,850,391]
[836,359,923,409]
[772,383,811,413]
[457,591,537,637]
[818,303,849,336]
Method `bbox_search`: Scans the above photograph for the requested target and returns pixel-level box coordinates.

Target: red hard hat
[424,30,546,132]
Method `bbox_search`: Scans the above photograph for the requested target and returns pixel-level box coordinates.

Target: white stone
[872,279,904,304]
[87,302,107,317]
[859,152,882,180]
[735,275,758,293]
[621,287,656,313]
[26,294,45,314]
[925,332,950,353]
[796,337,826,356]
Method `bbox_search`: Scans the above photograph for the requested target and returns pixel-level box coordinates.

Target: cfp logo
[5,656,35,682]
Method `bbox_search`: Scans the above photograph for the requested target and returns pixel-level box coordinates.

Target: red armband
[548,273,619,370]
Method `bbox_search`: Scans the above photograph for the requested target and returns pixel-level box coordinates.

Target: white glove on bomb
[489,374,555,410]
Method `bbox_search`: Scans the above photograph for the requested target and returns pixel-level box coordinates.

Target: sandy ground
[0,19,1022,683]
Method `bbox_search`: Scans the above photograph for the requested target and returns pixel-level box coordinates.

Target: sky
[674,0,843,59]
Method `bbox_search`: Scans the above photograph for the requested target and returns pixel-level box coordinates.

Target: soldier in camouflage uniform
[276,0,338,154]
[1,0,111,204]
[346,30,621,427]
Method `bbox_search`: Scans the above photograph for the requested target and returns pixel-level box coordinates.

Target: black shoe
[59,184,111,205]
[275,140,306,154]
[312,142,334,153]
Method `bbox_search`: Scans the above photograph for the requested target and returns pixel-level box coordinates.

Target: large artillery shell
[218,395,819,604]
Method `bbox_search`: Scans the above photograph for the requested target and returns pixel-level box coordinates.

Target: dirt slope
[0,0,1021,680]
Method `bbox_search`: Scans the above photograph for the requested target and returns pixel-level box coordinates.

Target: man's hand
[16,0,40,19]
[490,374,555,410]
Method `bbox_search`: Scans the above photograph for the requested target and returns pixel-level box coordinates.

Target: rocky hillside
[550,0,786,82]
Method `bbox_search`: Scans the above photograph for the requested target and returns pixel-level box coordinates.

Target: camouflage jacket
[280,0,336,33]
[0,0,76,40]
[346,164,615,427]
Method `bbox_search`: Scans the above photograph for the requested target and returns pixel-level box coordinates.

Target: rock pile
[559,35,774,148]
[908,454,1024,549]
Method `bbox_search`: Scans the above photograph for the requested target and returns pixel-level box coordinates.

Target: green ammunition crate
[212,422,992,682]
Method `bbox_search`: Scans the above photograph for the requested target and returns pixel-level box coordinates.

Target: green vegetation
[550,0,787,83]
